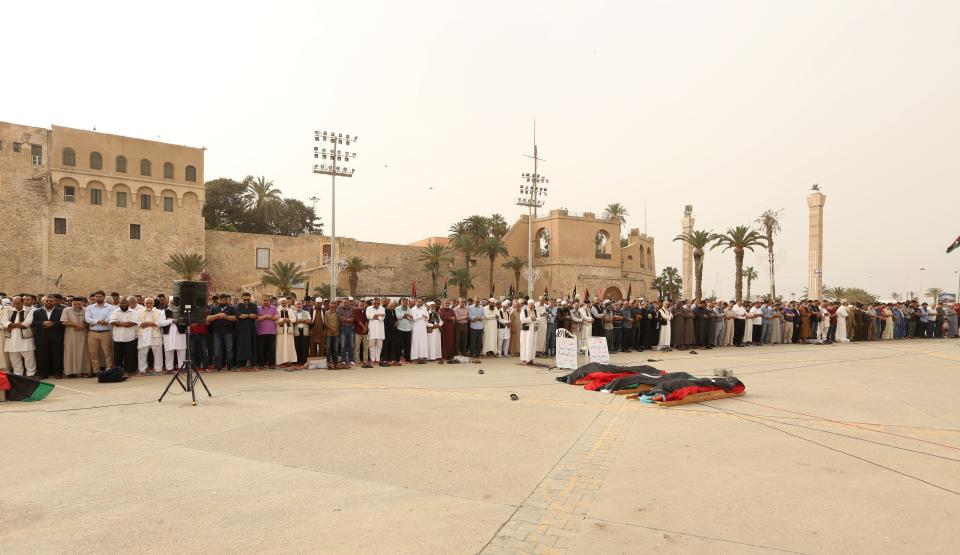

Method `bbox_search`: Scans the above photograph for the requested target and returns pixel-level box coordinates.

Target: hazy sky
[4,1,959,300]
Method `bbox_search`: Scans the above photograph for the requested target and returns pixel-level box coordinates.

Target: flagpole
[50,384,95,396]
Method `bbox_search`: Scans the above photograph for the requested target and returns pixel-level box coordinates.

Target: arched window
[90,152,102,170]
[116,155,127,173]
[595,230,611,258]
[185,165,197,182]
[62,148,76,167]
[140,159,151,176]
[537,228,551,257]
[639,246,646,267]
[163,162,174,179]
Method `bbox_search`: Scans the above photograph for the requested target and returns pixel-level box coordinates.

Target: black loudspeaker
[171,280,209,325]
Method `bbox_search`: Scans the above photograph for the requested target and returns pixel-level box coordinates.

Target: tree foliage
[260,261,309,295]
[203,176,323,236]
[165,253,209,281]
[673,229,716,301]
[653,266,682,300]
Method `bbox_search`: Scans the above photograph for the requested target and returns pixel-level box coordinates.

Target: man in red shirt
[354,299,371,368]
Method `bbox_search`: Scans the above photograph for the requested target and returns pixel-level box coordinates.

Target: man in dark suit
[32,295,64,379]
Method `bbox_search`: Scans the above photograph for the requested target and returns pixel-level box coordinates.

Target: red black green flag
[1,372,55,402]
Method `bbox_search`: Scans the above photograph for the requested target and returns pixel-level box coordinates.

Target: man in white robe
[1,296,36,376]
[497,300,512,356]
[366,298,386,365]
[535,296,548,354]
[160,305,187,373]
[409,299,430,362]
[137,297,164,374]
[520,300,537,363]
[836,300,850,342]
[658,301,673,350]
[426,302,443,361]
[481,298,499,356]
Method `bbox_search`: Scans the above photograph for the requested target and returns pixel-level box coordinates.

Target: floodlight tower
[516,128,548,295]
[313,130,357,297]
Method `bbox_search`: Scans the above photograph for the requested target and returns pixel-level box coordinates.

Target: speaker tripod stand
[158,309,212,405]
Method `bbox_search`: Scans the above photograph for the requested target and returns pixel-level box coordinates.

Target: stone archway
[603,286,623,301]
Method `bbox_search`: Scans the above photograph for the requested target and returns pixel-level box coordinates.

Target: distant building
[2,121,657,300]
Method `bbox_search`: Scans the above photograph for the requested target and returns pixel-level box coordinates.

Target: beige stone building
[1,122,205,295]
[2,122,657,300]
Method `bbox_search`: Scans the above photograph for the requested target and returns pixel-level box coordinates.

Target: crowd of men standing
[3,289,957,379]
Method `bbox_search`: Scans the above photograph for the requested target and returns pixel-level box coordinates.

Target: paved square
[3,341,959,554]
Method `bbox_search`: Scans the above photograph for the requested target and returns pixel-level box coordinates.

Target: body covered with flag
[1,372,55,401]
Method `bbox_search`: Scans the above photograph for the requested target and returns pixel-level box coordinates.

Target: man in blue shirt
[84,290,116,372]
[468,301,485,358]
[760,302,773,344]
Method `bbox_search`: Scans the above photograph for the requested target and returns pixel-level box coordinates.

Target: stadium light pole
[516,156,548,294]
[313,130,357,298]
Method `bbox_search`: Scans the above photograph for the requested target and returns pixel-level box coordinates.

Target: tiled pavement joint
[481,401,637,554]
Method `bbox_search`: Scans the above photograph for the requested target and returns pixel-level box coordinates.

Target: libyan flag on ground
[1,372,55,401]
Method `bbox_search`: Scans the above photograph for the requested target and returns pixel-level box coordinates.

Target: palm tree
[344,256,372,297]
[711,226,768,301]
[603,203,629,224]
[502,256,525,295]
[823,286,848,301]
[449,267,475,298]
[448,220,477,269]
[478,236,509,296]
[488,213,509,238]
[658,266,683,300]
[742,266,758,301]
[261,261,309,296]
[243,176,282,226]
[926,287,944,304]
[890,291,901,301]
[418,242,449,296]
[673,229,715,300]
[755,209,783,300]
[164,253,209,281]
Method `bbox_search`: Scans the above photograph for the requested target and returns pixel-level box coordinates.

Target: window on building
[595,230,611,259]
[116,191,127,208]
[13,142,22,153]
[63,148,76,166]
[256,248,270,269]
[163,162,174,179]
[0,140,4,151]
[64,186,76,202]
[536,228,551,257]
[163,196,174,212]
[90,152,103,170]
[185,165,197,182]
[90,188,103,205]
[130,224,141,240]
[54,218,67,235]
[140,194,151,210]
[116,155,127,173]
[31,144,42,166]
[140,159,151,176]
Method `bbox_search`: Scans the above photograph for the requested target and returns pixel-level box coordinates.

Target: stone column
[680,205,694,299]
[807,188,826,300]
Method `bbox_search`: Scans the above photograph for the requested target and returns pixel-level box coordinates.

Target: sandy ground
[2,339,959,554]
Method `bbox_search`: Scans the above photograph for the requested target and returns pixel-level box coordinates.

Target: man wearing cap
[2,296,37,376]
[366,298,386,365]
[409,298,429,363]
[496,300,512,357]
[519,300,537,364]
[482,298,498,356]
